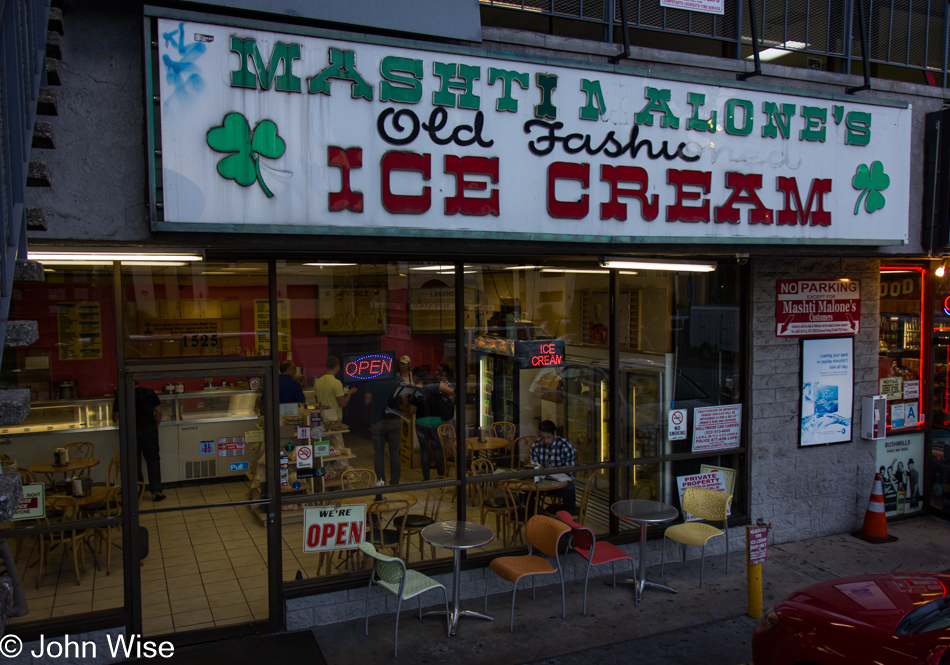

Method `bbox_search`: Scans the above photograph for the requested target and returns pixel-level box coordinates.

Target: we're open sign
[302,504,366,552]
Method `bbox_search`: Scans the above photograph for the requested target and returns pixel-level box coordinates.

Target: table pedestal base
[423,549,493,636]
[612,578,677,604]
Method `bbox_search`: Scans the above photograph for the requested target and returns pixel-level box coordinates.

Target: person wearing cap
[397,355,412,384]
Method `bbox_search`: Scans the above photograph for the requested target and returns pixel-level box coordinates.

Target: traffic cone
[851,473,899,544]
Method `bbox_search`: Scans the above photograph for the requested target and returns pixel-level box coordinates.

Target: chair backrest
[65,441,94,459]
[341,468,377,490]
[503,480,540,521]
[556,510,595,551]
[525,514,570,557]
[682,487,733,522]
[576,473,598,525]
[17,469,36,485]
[471,458,494,476]
[512,435,534,469]
[490,421,515,441]
[47,495,80,522]
[106,452,121,486]
[367,499,410,543]
[105,485,123,516]
[437,423,457,463]
[421,477,448,520]
[358,541,406,585]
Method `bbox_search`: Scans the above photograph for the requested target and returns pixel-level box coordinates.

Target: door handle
[181,426,198,430]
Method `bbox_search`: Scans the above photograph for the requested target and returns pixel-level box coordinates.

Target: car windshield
[896,596,950,636]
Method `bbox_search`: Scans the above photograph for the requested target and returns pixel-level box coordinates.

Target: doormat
[125,631,325,665]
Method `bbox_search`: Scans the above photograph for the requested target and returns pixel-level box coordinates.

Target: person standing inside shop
[365,373,402,486]
[278,361,306,404]
[397,355,413,384]
[314,357,357,445]
[113,383,165,502]
[530,420,577,514]
[409,366,446,481]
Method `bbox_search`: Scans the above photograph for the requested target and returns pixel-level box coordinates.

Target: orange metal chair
[484,514,571,630]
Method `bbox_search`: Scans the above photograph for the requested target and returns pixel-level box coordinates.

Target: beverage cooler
[158,389,260,483]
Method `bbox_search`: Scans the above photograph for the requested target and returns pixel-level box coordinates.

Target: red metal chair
[557,510,635,615]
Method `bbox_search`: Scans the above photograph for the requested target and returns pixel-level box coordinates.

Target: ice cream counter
[0,390,261,485]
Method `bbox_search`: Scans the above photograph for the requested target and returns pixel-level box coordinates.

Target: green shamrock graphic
[852,160,889,214]
[207,112,285,198]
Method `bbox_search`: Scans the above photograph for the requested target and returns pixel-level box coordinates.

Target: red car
[753,573,950,665]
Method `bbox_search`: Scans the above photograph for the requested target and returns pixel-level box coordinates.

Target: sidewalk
[310,516,950,664]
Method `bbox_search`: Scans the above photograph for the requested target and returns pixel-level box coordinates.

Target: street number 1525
[182,334,218,348]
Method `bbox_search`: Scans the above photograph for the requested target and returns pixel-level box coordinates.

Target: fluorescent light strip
[541,268,609,274]
[30,252,203,262]
[302,262,357,267]
[601,259,716,273]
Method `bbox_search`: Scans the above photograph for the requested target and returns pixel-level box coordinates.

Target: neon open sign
[344,354,394,380]
[515,340,565,369]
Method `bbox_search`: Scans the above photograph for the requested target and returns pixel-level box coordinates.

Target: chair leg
[583,561,592,615]
[418,594,422,620]
[557,557,566,619]
[611,560,616,589]
[484,575,490,613]
[394,596,402,658]
[442,586,450,637]
[509,582,518,632]
[661,536,666,576]
[700,544,706,588]
[364,579,372,636]
[725,526,730,573]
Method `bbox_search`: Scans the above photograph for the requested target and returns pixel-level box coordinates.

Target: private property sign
[303,504,366,552]
[151,19,911,245]
[776,279,861,337]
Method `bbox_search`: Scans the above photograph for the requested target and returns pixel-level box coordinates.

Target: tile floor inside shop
[10,430,614,634]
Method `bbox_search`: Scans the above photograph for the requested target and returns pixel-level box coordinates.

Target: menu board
[409,287,478,332]
[57,301,102,360]
[255,299,291,353]
[317,288,386,334]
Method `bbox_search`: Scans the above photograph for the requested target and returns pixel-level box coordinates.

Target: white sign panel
[903,380,919,399]
[676,471,730,521]
[661,0,724,15]
[668,408,688,441]
[692,404,742,452]
[800,336,853,446]
[154,19,911,246]
[295,443,313,469]
[303,504,366,552]
[13,483,45,520]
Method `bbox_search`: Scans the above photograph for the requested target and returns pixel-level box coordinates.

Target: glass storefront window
[880,266,925,430]
[121,262,269,360]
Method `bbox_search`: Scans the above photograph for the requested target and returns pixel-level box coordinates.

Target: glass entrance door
[119,367,278,637]
[930,338,950,518]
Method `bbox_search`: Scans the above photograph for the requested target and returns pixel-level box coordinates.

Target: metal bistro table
[421,521,494,635]
[610,499,679,605]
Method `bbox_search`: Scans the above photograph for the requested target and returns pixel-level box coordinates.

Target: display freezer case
[0,397,115,434]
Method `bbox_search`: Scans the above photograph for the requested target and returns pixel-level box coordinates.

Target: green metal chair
[358,542,450,656]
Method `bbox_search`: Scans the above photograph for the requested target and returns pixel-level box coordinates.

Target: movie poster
[875,432,925,517]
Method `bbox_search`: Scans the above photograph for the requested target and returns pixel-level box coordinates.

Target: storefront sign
[692,405,742,452]
[775,279,861,337]
[875,432,925,517]
[661,0,723,14]
[515,340,565,368]
[800,336,853,446]
[153,19,911,246]
[676,470,730,521]
[668,408,688,440]
[303,504,366,552]
[13,483,45,520]
[341,352,395,381]
[747,525,768,565]
[57,301,102,360]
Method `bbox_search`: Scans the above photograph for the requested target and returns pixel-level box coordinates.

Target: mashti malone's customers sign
[776,279,862,337]
[153,19,911,245]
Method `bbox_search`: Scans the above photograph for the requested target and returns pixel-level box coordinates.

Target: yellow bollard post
[748,562,762,618]
[747,524,768,619]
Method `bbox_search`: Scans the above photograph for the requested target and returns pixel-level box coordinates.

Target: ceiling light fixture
[937,261,947,278]
[600,258,717,273]
[29,251,203,263]
[302,262,357,267]
[541,268,609,274]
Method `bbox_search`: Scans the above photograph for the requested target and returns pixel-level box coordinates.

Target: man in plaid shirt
[530,420,577,514]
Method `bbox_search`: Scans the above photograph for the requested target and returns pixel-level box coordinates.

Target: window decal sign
[776,279,861,337]
[153,19,911,246]
[800,336,854,446]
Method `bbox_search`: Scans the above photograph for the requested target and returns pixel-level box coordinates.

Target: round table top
[421,520,494,550]
[534,477,568,491]
[610,499,678,524]
[465,436,509,451]
[29,458,99,474]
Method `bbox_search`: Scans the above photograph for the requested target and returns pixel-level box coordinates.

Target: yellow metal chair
[661,487,733,587]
